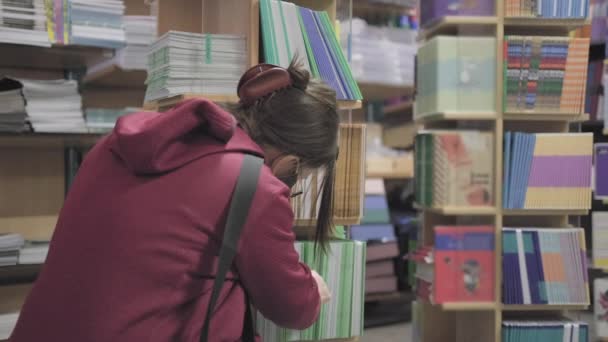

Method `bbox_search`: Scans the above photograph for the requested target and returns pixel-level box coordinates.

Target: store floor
[360,323,411,341]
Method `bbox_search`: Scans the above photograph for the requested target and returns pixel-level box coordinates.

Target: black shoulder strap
[200,154,263,342]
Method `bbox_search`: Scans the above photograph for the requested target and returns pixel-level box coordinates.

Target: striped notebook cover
[503,320,589,342]
[256,240,366,341]
[503,132,592,209]
[505,0,590,18]
[502,227,589,305]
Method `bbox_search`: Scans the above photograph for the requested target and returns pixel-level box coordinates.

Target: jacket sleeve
[234,186,321,330]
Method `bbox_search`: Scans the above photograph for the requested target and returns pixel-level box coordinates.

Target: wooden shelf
[82,64,147,88]
[365,291,411,303]
[358,82,414,102]
[414,111,497,123]
[0,43,113,70]
[352,0,414,15]
[0,133,103,148]
[338,100,363,110]
[294,217,361,228]
[383,101,413,116]
[366,171,413,179]
[603,128,608,136]
[502,304,589,311]
[503,112,589,122]
[415,204,497,216]
[503,209,589,216]
[441,302,497,311]
[503,17,591,31]
[0,264,42,285]
[419,16,498,41]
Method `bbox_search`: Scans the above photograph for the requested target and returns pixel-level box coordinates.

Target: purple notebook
[420,0,495,27]
[596,143,608,198]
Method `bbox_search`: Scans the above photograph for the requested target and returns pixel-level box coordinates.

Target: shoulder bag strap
[200,154,263,342]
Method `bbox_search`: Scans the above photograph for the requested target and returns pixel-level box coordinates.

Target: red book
[433,225,495,303]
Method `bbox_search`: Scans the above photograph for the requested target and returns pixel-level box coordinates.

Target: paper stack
[0,0,50,47]
[85,107,137,133]
[593,212,608,270]
[257,240,365,341]
[0,312,19,340]
[505,0,589,18]
[18,241,50,265]
[341,18,416,87]
[502,320,589,341]
[70,0,126,48]
[502,227,589,305]
[0,77,28,132]
[145,31,247,102]
[596,143,608,199]
[21,79,87,133]
[0,233,25,267]
[503,132,593,210]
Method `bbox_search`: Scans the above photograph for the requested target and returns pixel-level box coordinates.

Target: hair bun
[287,56,310,91]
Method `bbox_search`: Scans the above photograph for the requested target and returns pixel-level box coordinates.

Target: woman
[10,59,336,341]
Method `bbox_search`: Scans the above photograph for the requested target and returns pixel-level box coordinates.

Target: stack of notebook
[145,31,247,102]
[69,0,126,48]
[593,212,608,269]
[260,0,362,101]
[0,233,25,267]
[596,143,608,198]
[595,278,608,338]
[504,36,590,114]
[0,0,50,47]
[415,130,494,208]
[502,227,589,305]
[503,132,593,210]
[414,225,495,304]
[18,241,50,265]
[0,312,19,340]
[0,77,28,132]
[420,0,495,27]
[341,18,416,87]
[505,0,590,18]
[416,36,496,116]
[84,107,137,133]
[291,124,365,224]
[502,320,589,341]
[256,240,365,341]
[350,179,400,295]
[20,79,86,133]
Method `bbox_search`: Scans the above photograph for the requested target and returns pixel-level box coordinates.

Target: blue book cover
[504,132,512,208]
[350,224,395,242]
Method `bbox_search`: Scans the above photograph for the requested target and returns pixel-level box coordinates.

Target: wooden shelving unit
[358,82,414,102]
[82,65,147,88]
[0,44,113,70]
[0,133,103,148]
[413,3,592,342]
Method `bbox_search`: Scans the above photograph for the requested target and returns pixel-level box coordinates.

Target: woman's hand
[311,270,331,304]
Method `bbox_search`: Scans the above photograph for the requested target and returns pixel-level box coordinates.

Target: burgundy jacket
[10,99,320,342]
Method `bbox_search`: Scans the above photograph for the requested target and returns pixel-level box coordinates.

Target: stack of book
[0,312,19,341]
[341,18,416,87]
[420,0,495,27]
[144,31,247,102]
[20,79,86,133]
[291,124,365,223]
[596,143,608,199]
[413,225,495,304]
[502,320,589,341]
[505,0,590,18]
[502,227,589,305]
[415,130,494,208]
[594,278,608,338]
[503,132,593,210]
[256,240,365,341]
[350,179,400,295]
[69,0,126,48]
[0,0,50,47]
[260,0,362,101]
[18,241,50,265]
[0,77,28,133]
[84,107,137,133]
[0,233,24,267]
[593,212,608,269]
[416,36,496,116]
[504,36,590,114]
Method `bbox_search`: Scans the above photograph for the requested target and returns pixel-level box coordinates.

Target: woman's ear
[271,155,300,188]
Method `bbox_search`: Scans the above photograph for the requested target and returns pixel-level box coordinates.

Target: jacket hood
[109,98,264,175]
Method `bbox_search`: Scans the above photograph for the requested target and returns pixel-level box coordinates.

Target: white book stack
[145,31,247,102]
[18,241,49,265]
[0,312,19,340]
[0,233,24,267]
[21,79,87,133]
[341,18,416,86]
[0,77,28,132]
[71,0,126,48]
[0,0,50,47]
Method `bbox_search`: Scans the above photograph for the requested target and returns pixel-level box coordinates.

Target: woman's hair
[225,57,339,250]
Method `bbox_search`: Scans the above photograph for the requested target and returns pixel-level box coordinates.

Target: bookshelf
[412,1,593,341]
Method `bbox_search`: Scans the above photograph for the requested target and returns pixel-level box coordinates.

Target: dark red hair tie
[237,63,293,105]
